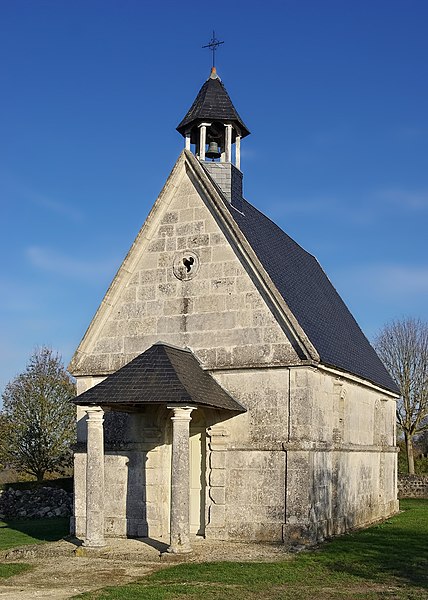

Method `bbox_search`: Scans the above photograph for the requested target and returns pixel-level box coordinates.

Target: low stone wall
[0,487,72,519]
[397,474,428,499]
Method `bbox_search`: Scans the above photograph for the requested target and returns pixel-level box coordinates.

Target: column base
[166,543,193,555]
[83,539,106,549]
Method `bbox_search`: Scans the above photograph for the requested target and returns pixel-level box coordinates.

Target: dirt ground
[0,537,292,599]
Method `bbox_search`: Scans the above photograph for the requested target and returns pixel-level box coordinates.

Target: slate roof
[222,195,399,394]
[73,343,246,411]
[177,70,250,138]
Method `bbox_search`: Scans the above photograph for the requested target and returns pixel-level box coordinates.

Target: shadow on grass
[318,503,428,589]
[0,517,70,550]
[147,500,428,593]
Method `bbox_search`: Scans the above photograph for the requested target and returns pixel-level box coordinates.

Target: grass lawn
[75,499,428,600]
[0,517,70,551]
[0,563,32,579]
[0,517,69,580]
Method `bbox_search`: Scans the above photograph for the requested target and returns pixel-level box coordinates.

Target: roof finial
[202,30,224,69]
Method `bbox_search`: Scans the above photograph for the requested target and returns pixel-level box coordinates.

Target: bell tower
[176,67,250,168]
[177,67,250,208]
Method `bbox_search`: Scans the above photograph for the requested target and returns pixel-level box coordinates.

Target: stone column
[225,124,233,162]
[167,405,195,554]
[185,130,191,151]
[235,135,241,170]
[84,406,105,548]
[199,124,207,161]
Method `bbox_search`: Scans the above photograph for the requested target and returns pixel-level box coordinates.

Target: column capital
[198,122,212,128]
[85,406,104,422]
[167,406,196,422]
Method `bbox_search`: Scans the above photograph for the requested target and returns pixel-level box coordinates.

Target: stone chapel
[69,66,399,553]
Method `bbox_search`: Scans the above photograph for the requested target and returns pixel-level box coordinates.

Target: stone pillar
[84,406,105,548]
[199,124,207,161]
[235,135,241,170]
[167,405,195,553]
[225,124,233,163]
[185,130,191,151]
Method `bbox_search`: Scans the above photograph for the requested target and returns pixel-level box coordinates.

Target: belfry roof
[176,69,250,138]
[73,342,246,412]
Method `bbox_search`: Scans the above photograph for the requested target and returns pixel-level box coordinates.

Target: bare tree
[0,347,76,481]
[374,317,428,474]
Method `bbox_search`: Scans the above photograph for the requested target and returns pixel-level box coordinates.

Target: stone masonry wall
[72,171,300,377]
[282,367,398,543]
[398,475,428,498]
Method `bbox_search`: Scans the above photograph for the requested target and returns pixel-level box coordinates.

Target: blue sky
[1,0,427,397]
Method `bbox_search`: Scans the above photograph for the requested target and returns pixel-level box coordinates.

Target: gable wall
[72,171,300,377]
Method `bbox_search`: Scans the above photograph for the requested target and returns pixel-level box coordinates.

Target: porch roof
[72,342,246,413]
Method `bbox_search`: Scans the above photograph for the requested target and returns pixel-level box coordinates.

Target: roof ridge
[153,340,192,353]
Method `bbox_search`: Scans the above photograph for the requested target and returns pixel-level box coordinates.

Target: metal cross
[202,31,224,68]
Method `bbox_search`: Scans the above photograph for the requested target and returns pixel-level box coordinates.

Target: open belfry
[69,55,399,553]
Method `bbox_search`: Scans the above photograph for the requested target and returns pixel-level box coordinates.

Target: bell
[205,141,221,160]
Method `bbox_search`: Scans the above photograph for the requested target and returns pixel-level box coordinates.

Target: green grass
[0,517,68,583]
[0,517,69,551]
[75,499,428,600]
[0,563,32,579]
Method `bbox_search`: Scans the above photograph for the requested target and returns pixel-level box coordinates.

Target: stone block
[210,451,226,469]
[186,311,236,332]
[207,262,224,278]
[176,220,204,236]
[177,208,195,222]
[177,236,187,250]
[158,224,174,237]
[211,277,236,295]
[122,286,137,302]
[166,238,176,252]
[194,348,216,366]
[209,232,227,246]
[158,282,178,297]
[157,315,185,334]
[164,297,193,316]
[114,302,146,320]
[124,337,152,354]
[245,291,264,308]
[134,317,158,336]
[193,207,207,220]
[148,238,166,253]
[101,321,119,337]
[210,487,226,505]
[140,269,166,285]
[235,277,253,293]
[137,285,157,301]
[146,300,163,315]
[210,469,226,487]
[93,337,124,354]
[234,310,254,328]
[212,245,236,262]
[187,234,210,248]
[232,344,271,366]
[161,211,179,224]
[186,280,211,296]
[194,295,226,313]
[157,253,171,268]
[215,347,232,366]
[209,503,225,525]
[223,261,242,276]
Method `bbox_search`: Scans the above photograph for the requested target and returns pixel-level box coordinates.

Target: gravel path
[0,537,292,599]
